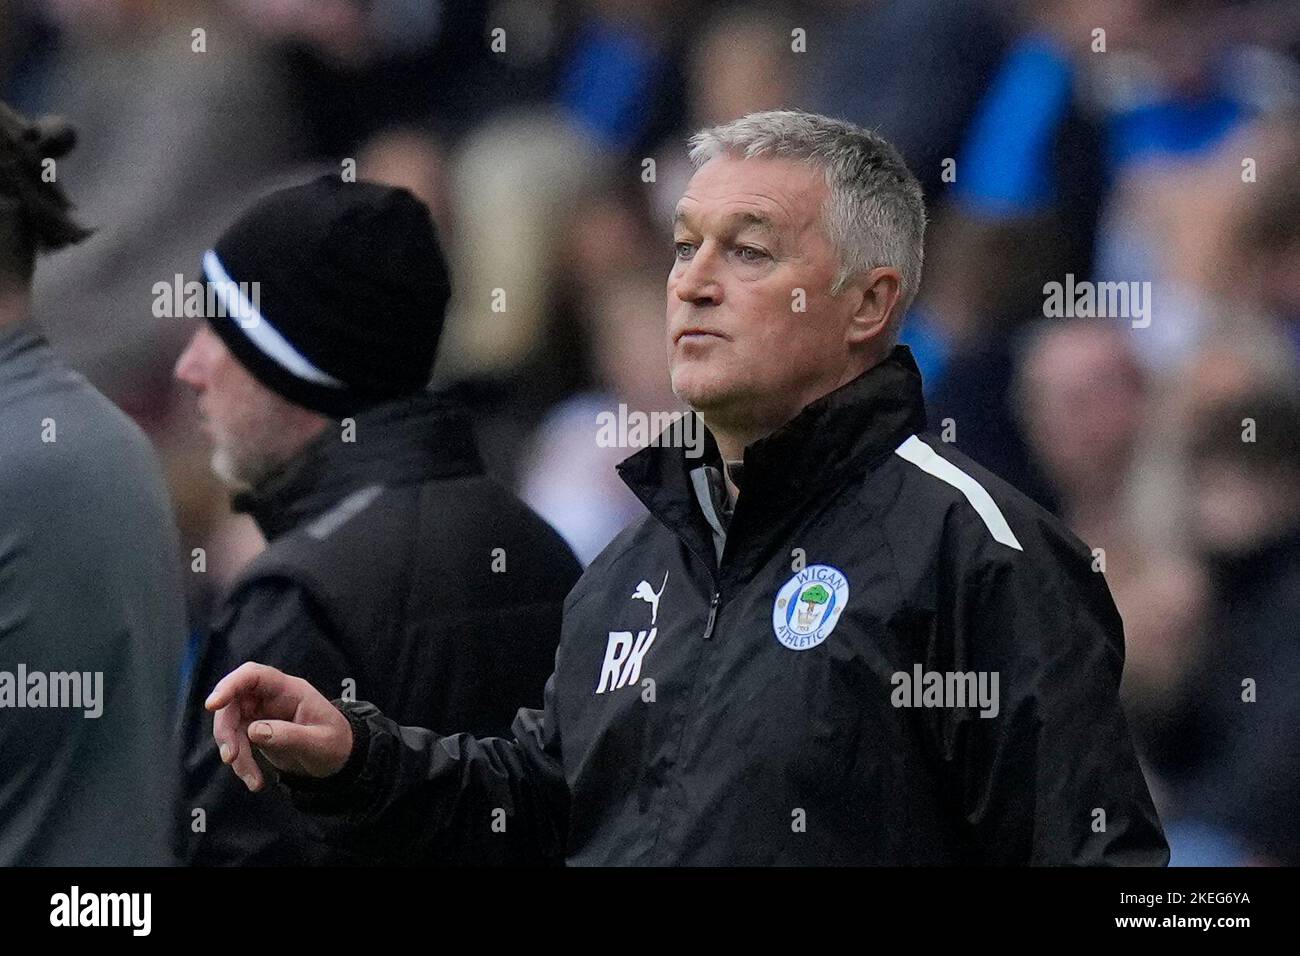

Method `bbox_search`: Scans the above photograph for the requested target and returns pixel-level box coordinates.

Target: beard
[208,423,295,492]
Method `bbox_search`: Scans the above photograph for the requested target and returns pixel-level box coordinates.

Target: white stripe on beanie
[202,249,345,389]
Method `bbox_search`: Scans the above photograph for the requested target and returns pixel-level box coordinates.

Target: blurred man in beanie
[173,174,581,865]
[0,102,186,865]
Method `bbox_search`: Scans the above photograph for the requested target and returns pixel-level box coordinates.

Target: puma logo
[596,572,669,695]
[631,571,668,626]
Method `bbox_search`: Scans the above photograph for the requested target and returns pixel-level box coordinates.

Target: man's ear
[845,267,902,347]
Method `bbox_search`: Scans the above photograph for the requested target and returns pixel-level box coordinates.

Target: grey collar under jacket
[689,464,731,562]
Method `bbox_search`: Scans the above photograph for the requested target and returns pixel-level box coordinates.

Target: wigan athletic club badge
[772,564,849,650]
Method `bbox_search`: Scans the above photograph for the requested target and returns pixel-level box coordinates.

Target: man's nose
[673,245,722,305]
[173,328,208,391]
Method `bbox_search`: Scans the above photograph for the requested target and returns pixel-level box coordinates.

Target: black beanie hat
[201,175,451,417]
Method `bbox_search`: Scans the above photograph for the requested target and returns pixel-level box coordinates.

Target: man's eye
[736,246,768,262]
[674,242,696,260]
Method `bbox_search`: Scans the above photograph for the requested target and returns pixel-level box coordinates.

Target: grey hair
[687,109,927,325]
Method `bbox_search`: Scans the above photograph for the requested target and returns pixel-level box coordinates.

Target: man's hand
[205,662,354,792]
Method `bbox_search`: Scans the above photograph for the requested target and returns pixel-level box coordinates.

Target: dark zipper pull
[702,591,720,640]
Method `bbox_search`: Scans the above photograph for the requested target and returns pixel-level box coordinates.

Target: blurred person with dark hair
[515,177,670,560]
[172,176,581,864]
[644,3,800,243]
[206,112,1165,866]
[0,103,186,865]
[19,0,299,410]
[357,126,449,228]
[802,0,1009,201]
[520,270,675,564]
[1158,389,1300,864]
[1225,118,1300,361]
[224,0,521,156]
[1013,319,1208,769]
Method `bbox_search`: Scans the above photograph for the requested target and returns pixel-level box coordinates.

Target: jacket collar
[0,322,49,387]
[617,344,928,576]
[232,390,483,541]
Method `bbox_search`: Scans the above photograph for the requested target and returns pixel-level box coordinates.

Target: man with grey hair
[204,110,1168,865]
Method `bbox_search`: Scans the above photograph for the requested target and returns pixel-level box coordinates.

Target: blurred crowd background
[3,0,1299,865]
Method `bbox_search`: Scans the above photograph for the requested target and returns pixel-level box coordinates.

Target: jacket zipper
[702,591,720,639]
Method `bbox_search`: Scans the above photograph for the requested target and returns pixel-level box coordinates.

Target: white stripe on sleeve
[894,434,1023,551]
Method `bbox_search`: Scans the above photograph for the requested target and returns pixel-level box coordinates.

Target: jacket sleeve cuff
[280,699,372,798]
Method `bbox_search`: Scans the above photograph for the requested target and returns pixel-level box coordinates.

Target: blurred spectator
[23,0,299,407]
[921,321,1059,512]
[357,126,450,227]
[1014,319,1207,724]
[803,0,1009,202]
[557,0,686,154]
[1164,390,1300,864]
[946,0,1298,373]
[434,111,604,386]
[222,0,524,155]
[647,3,801,233]
[519,269,674,563]
[1216,115,1300,361]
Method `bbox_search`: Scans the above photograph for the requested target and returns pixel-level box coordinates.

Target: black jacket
[176,391,581,864]
[289,347,1168,865]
